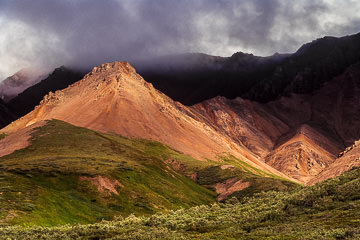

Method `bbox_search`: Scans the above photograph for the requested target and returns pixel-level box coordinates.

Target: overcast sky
[0,0,359,80]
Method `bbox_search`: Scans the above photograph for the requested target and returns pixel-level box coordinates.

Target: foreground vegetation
[1,167,360,239]
[0,120,295,226]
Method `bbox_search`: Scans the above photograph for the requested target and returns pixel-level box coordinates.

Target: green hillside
[1,167,360,239]
[0,120,295,226]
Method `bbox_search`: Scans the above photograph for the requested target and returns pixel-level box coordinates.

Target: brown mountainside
[0,62,287,179]
[194,63,360,184]
[1,61,359,185]
[194,96,342,183]
[308,140,360,184]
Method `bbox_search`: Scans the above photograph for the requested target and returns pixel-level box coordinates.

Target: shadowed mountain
[246,32,360,102]
[7,66,84,118]
[139,32,360,105]
[193,61,360,183]
[0,99,15,129]
[193,96,341,183]
[138,52,289,105]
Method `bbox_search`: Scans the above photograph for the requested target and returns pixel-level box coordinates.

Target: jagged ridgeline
[139,32,360,104]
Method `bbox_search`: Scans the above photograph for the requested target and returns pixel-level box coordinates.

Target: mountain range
[0,32,359,229]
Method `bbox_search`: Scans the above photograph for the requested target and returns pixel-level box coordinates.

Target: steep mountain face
[138,52,289,105]
[194,96,342,183]
[309,140,360,184]
[304,63,360,183]
[193,62,360,183]
[0,68,47,102]
[139,32,360,105]
[246,33,360,102]
[192,96,286,159]
[1,62,288,179]
[264,125,340,183]
[7,66,84,118]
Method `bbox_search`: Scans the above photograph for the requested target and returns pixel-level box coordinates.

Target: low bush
[1,168,360,239]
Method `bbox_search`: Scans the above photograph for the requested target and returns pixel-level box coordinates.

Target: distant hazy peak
[0,67,48,102]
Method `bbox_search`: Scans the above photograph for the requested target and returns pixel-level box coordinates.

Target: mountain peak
[230,51,254,59]
[0,62,291,180]
[83,62,137,82]
[83,61,146,90]
[39,61,146,107]
[88,61,135,75]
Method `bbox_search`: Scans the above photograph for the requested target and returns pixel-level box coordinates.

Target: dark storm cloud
[0,0,359,79]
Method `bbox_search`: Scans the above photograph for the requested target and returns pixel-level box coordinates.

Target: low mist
[0,0,359,80]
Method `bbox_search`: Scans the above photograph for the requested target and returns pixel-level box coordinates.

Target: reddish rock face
[193,95,342,183]
[1,61,359,185]
[308,140,360,185]
[194,63,360,184]
[262,63,360,184]
[0,61,289,180]
[214,178,250,201]
[79,175,124,195]
[0,121,47,158]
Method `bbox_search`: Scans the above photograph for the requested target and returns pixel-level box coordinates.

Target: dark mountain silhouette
[246,32,360,102]
[0,99,15,128]
[138,52,289,105]
[139,32,360,105]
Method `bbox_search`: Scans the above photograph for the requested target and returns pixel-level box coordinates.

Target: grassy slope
[197,154,298,200]
[0,120,215,226]
[2,167,360,239]
[0,120,296,227]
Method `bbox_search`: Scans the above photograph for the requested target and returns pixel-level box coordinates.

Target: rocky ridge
[0,62,290,180]
[194,62,360,184]
[1,60,359,185]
